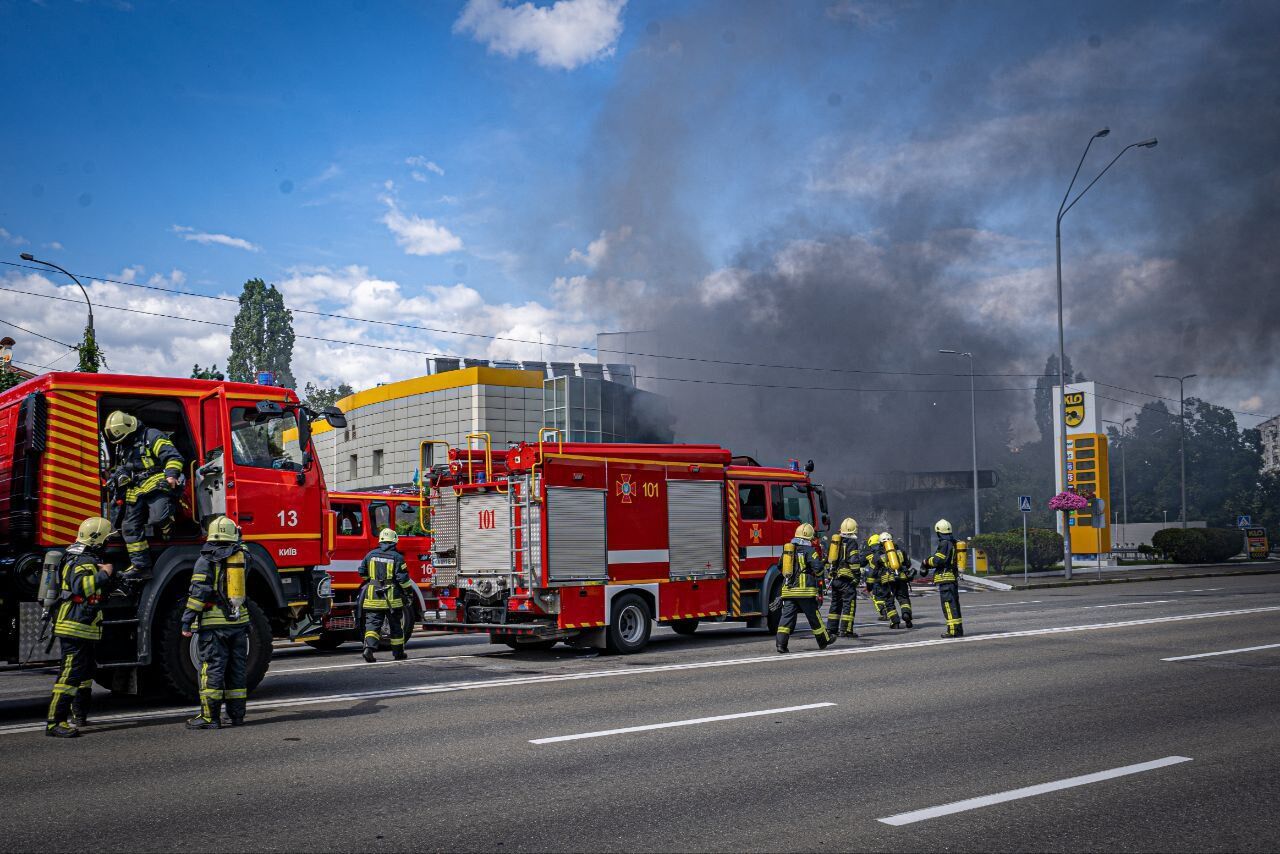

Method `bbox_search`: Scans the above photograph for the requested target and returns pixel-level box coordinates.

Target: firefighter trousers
[364,607,406,652]
[777,597,830,651]
[868,580,888,619]
[873,579,900,626]
[938,581,964,637]
[197,625,248,722]
[888,579,913,625]
[826,578,858,636]
[121,490,175,573]
[47,637,95,730]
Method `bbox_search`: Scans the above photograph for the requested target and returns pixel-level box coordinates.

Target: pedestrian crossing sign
[1019,495,1032,513]
[1237,515,1252,528]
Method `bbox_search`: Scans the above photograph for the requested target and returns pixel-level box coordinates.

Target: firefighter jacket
[112,427,184,503]
[53,545,111,641]
[888,548,913,580]
[923,536,959,583]
[781,538,824,599]
[359,543,413,611]
[828,534,862,581]
[182,542,250,631]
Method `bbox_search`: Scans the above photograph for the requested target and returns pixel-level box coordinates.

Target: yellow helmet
[866,533,881,547]
[379,528,399,545]
[206,515,241,542]
[794,523,815,540]
[76,516,113,547]
[935,519,953,535]
[104,410,139,443]
[839,517,858,536]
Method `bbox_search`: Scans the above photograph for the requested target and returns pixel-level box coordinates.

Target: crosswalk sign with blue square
[1019,496,1032,513]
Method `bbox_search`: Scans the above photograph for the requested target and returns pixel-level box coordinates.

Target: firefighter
[880,531,914,629]
[103,410,184,581]
[776,523,835,653]
[921,519,964,638]
[862,533,889,621]
[360,528,414,663]
[824,517,861,638]
[182,516,250,729]
[46,517,115,738]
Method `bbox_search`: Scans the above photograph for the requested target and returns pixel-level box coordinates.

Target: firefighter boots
[46,722,80,738]
[393,651,408,661]
[363,649,376,663]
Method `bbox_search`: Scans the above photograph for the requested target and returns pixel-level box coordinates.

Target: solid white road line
[1166,588,1225,594]
[1089,600,1174,608]
[966,600,1044,609]
[1,605,1277,737]
[878,756,1194,826]
[529,703,835,745]
[1161,642,1280,662]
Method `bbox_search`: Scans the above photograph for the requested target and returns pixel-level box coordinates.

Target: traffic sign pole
[1019,496,1032,583]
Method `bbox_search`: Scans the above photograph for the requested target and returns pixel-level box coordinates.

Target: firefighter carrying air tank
[103,410,184,583]
[824,517,862,638]
[775,523,836,654]
[359,528,413,663]
[182,516,250,729]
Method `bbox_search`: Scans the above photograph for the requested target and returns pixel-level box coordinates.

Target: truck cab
[0,372,342,698]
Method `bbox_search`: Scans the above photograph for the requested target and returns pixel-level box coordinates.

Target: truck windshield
[770,484,814,526]
[229,407,305,470]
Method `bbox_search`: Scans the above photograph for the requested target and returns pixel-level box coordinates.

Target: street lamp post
[1103,414,1134,548]
[19,253,97,367]
[939,349,980,535]
[1155,373,1196,529]
[1055,131,1157,579]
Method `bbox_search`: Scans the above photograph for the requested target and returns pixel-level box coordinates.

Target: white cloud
[1,227,26,246]
[44,241,63,250]
[171,224,262,252]
[454,0,627,70]
[406,155,445,182]
[567,225,631,269]
[1239,394,1263,411]
[379,196,464,256]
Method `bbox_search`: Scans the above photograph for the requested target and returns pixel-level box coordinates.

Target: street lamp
[1055,130,1157,579]
[939,349,980,535]
[1102,415,1135,546]
[1155,373,1196,529]
[19,252,96,363]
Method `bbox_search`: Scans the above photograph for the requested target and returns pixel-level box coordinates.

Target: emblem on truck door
[616,474,635,504]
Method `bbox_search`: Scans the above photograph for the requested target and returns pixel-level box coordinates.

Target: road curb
[1002,566,1280,590]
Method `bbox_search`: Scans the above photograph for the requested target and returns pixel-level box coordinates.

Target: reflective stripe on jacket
[182,544,250,629]
[924,537,959,583]
[782,540,823,599]
[54,548,111,641]
[120,427,184,502]
[359,543,412,610]
[830,535,862,581]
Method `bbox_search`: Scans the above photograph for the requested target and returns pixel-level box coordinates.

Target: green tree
[0,367,24,391]
[76,324,104,373]
[301,381,354,410]
[227,278,295,388]
[191,363,225,380]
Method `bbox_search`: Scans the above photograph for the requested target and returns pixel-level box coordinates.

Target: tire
[606,593,652,654]
[305,633,347,651]
[765,579,782,634]
[156,593,272,701]
[670,619,699,636]
[503,638,557,652]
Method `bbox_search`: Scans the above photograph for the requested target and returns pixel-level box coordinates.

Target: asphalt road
[2,575,1278,852]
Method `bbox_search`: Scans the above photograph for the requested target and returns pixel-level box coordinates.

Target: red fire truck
[0,372,341,697]
[422,438,829,652]
[311,489,435,650]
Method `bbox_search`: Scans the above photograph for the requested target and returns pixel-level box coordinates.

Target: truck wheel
[606,594,652,654]
[670,619,699,636]
[305,633,347,651]
[157,593,273,701]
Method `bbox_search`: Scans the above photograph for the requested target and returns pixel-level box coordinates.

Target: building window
[349,454,358,480]
[373,449,383,477]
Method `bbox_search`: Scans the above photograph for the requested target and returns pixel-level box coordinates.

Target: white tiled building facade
[1260,414,1280,473]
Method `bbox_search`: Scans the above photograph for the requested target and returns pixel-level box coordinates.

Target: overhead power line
[0,317,78,350]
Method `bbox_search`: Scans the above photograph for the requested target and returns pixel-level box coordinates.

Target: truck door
[226,404,323,566]
[734,481,773,577]
[196,390,232,528]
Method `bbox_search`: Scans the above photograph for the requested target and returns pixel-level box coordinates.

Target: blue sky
[3,0,1277,441]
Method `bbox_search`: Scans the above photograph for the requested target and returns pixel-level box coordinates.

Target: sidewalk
[985,560,1280,590]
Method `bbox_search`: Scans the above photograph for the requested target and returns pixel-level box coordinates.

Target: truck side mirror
[805,460,815,473]
[322,406,347,429]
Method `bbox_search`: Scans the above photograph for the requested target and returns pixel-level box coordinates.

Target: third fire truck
[422,437,829,652]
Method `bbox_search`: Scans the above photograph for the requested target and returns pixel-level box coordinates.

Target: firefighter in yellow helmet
[775,522,835,653]
[359,528,414,663]
[863,533,904,629]
[861,533,890,622]
[182,516,251,729]
[46,517,115,738]
[879,531,915,629]
[921,519,964,638]
[824,517,862,638]
[103,410,184,582]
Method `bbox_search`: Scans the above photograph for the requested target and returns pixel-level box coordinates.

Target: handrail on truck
[418,439,451,530]
[464,432,499,494]
[531,427,564,503]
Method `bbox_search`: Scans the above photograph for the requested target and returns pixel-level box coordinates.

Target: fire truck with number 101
[422,433,829,652]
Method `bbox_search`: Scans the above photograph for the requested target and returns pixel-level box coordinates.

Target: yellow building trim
[307,367,545,438]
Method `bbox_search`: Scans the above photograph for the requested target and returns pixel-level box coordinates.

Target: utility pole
[1055,130,1158,578]
[939,349,980,535]
[1155,374,1195,529]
